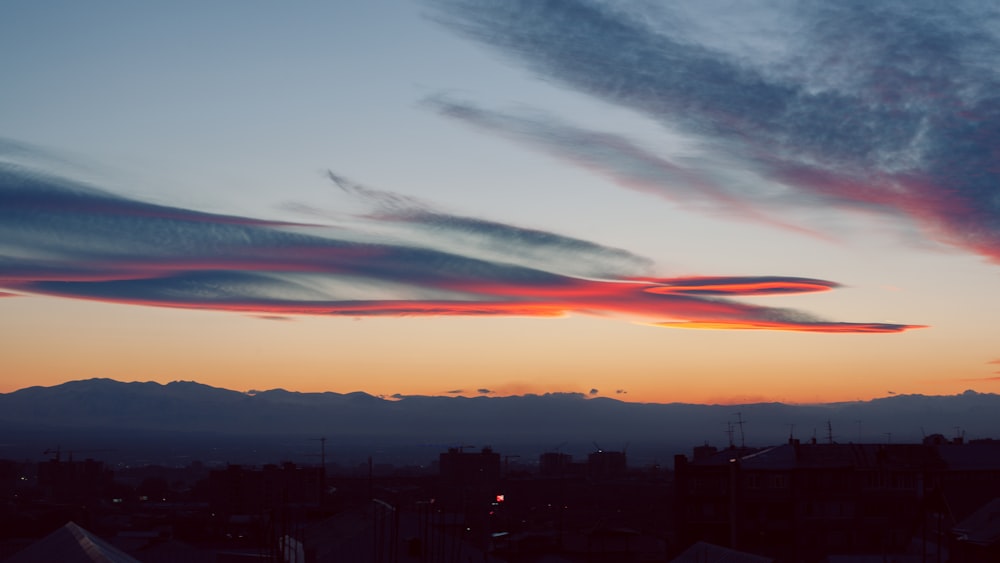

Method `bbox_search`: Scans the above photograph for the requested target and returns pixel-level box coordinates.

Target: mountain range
[1,378,997,468]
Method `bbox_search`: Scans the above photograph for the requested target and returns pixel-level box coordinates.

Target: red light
[496,494,505,503]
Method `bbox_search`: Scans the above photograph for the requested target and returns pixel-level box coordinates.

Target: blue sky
[2,1,999,403]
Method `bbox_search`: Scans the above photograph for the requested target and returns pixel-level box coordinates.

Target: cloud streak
[428,0,1000,262]
[427,97,830,240]
[327,171,654,278]
[0,154,921,333]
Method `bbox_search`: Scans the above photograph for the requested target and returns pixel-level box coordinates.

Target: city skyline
[2,1,999,404]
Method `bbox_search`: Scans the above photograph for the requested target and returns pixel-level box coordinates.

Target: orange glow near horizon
[0,294,984,406]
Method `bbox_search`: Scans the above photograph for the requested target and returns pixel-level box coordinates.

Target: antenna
[736,412,746,448]
[826,420,834,444]
[310,437,327,469]
[725,421,735,449]
[788,424,795,441]
[309,437,327,503]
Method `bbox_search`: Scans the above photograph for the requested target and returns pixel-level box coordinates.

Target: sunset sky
[3,0,999,404]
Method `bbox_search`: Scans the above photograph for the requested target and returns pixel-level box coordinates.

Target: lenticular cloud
[0,156,919,333]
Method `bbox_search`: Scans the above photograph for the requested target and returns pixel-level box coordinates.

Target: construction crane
[42,447,116,462]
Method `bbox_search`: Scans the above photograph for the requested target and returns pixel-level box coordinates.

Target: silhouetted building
[692,443,719,461]
[209,462,324,516]
[37,458,113,504]
[539,451,573,476]
[676,437,1000,561]
[674,439,973,562]
[438,447,500,491]
[588,449,627,481]
[436,447,502,552]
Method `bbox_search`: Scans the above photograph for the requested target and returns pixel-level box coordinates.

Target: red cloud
[7,273,924,334]
[0,162,923,334]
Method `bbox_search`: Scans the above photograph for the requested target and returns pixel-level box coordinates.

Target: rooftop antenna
[736,412,746,448]
[725,421,735,449]
[788,424,795,442]
[826,420,834,444]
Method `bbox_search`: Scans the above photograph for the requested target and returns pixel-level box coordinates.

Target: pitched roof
[5,521,141,563]
[670,541,774,563]
[954,497,1000,547]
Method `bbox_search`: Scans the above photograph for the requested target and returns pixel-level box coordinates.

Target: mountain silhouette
[1,379,997,467]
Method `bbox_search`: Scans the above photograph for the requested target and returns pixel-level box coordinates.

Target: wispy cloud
[328,171,654,279]
[252,315,294,322]
[427,97,829,240]
[0,152,921,333]
[428,0,1000,262]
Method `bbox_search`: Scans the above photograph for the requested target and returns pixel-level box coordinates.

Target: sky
[2,0,999,404]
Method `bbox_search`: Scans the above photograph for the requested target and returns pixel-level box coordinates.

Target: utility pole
[317,437,326,503]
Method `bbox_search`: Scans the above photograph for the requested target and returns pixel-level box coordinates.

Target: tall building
[674,437,1000,562]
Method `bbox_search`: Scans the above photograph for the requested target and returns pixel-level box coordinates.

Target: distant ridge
[1,379,997,466]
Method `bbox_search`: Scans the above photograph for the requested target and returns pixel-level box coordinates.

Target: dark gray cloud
[0,149,920,332]
[428,0,1000,261]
